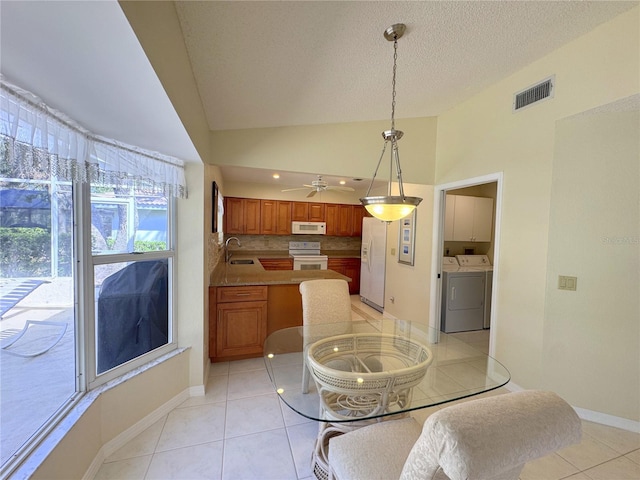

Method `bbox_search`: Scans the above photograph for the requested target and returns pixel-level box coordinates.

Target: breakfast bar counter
[209,256,350,287]
[209,255,353,362]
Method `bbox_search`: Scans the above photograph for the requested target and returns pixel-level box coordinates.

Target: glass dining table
[263,318,510,480]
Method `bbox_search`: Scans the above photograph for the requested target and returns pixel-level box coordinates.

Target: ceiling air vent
[513,75,555,112]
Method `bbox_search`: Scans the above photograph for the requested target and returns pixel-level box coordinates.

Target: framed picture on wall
[212,181,219,233]
[398,209,416,266]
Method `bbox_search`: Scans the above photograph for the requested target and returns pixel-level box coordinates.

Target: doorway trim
[429,172,504,356]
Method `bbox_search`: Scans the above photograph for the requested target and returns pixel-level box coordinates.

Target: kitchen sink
[229,259,254,265]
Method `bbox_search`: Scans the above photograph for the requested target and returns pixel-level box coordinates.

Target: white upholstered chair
[299,279,352,394]
[328,390,582,480]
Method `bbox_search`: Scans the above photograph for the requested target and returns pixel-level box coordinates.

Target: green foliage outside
[0,227,72,277]
[0,228,165,278]
[134,240,167,252]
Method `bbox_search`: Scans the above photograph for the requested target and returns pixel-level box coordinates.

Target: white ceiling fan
[281,175,355,198]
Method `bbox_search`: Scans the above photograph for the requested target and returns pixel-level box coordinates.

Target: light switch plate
[558,275,577,291]
[391,248,396,255]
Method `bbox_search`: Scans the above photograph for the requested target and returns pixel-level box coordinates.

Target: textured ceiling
[1,0,637,177]
[175,1,638,131]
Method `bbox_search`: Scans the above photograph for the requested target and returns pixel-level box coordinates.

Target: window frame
[80,183,178,389]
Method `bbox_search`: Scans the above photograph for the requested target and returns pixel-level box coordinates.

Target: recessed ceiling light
[339,180,346,185]
[272,173,280,179]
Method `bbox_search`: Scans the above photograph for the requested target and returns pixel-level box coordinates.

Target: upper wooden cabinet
[351,205,367,237]
[444,195,494,242]
[326,204,362,236]
[225,197,362,237]
[225,197,260,234]
[292,201,325,222]
[291,202,309,221]
[309,203,326,222]
[260,199,291,235]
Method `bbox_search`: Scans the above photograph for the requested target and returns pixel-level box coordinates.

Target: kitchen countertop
[321,250,361,258]
[220,249,361,259]
[210,255,352,287]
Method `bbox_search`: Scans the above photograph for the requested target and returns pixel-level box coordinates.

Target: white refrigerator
[360,217,387,312]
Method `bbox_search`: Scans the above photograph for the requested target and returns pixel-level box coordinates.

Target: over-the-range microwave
[291,221,326,235]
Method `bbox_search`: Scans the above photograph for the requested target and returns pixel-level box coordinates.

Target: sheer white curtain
[0,77,187,197]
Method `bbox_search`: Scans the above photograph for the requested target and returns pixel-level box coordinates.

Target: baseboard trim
[573,406,640,432]
[189,384,206,397]
[82,388,191,480]
[505,381,639,432]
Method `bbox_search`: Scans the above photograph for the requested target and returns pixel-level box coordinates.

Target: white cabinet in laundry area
[444,195,494,242]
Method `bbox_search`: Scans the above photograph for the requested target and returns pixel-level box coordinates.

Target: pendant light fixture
[360,23,422,222]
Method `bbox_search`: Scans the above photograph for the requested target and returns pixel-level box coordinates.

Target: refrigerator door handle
[367,239,373,272]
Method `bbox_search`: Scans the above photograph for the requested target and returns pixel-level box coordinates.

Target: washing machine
[440,257,486,333]
[456,255,493,329]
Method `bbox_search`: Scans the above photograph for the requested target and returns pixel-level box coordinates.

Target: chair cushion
[400,391,582,480]
[329,417,422,480]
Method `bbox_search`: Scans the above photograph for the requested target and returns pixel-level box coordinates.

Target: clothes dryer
[440,257,485,333]
[456,255,493,328]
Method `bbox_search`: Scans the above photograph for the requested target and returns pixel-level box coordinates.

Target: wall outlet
[558,275,577,291]
[390,248,396,255]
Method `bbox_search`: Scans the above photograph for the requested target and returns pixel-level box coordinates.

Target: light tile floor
[95,298,640,480]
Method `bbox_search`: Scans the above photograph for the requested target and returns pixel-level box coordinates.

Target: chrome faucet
[225,236,241,263]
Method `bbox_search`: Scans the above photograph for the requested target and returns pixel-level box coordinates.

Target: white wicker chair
[328,390,582,480]
[299,279,353,394]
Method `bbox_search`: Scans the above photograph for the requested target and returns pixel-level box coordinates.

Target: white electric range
[288,241,328,271]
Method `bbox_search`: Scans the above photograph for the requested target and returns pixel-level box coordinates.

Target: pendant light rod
[360,23,422,223]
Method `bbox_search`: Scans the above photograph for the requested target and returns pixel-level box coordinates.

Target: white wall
[544,99,639,421]
[211,117,438,186]
[383,183,434,324]
[222,181,365,205]
[177,163,207,387]
[435,7,639,420]
[30,351,189,479]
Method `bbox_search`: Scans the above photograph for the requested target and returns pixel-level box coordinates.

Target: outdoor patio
[0,277,75,467]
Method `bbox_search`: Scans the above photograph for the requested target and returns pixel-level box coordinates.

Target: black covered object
[97,260,168,373]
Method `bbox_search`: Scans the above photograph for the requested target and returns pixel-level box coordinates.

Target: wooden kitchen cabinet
[259,258,293,270]
[210,286,268,361]
[328,258,361,295]
[444,195,494,242]
[227,197,363,237]
[224,197,261,235]
[292,201,325,222]
[261,200,291,235]
[351,205,368,237]
[291,202,309,221]
[326,204,356,236]
[309,203,326,222]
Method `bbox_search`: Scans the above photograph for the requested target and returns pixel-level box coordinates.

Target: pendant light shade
[360,24,422,222]
[363,196,420,222]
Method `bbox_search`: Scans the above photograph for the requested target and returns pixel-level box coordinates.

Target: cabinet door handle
[234,293,252,296]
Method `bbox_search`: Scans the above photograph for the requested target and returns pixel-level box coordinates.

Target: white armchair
[328,390,582,480]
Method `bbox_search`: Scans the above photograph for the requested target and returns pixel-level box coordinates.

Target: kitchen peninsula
[209,254,353,362]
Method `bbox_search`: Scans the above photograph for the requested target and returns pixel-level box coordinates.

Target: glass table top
[263,319,510,423]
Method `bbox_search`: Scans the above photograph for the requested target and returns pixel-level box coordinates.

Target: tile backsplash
[209,234,361,275]
[222,234,361,252]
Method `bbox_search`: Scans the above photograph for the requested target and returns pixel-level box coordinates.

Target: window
[90,186,175,381]
[0,79,186,475]
[0,177,76,469]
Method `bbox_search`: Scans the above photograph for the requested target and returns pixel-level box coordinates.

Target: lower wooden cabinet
[259,258,293,270]
[327,258,361,295]
[210,286,267,361]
